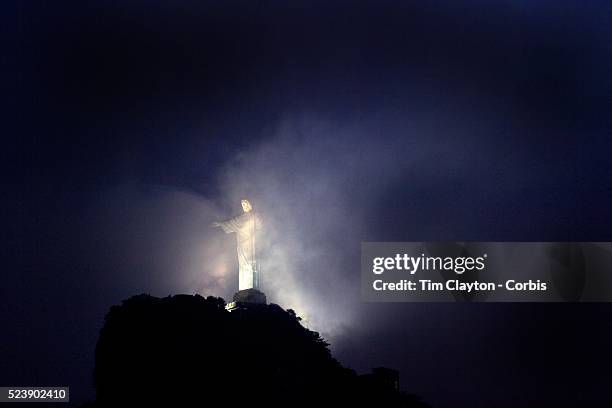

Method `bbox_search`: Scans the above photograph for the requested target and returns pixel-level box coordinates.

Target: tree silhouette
[89,294,429,407]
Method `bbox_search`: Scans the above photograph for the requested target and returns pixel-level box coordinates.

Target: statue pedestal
[225,288,267,312]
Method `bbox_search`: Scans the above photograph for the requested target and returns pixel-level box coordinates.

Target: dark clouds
[3,1,612,407]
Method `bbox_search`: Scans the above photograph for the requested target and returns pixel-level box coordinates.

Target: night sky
[3,1,612,407]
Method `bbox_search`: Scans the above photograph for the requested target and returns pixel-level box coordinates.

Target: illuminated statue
[213,199,262,291]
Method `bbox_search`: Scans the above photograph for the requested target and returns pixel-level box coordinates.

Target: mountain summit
[90,294,428,407]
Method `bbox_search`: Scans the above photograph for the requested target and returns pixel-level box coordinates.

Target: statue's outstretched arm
[211,215,242,234]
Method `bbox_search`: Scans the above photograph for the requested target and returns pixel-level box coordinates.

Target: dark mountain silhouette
[87,294,430,407]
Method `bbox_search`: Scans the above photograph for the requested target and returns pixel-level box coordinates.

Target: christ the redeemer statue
[212,199,262,291]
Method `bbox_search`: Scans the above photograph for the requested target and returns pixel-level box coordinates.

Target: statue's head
[241,199,253,213]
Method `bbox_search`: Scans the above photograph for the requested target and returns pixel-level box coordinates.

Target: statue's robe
[218,211,262,290]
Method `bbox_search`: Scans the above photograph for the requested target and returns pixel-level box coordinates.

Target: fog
[73,114,490,341]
